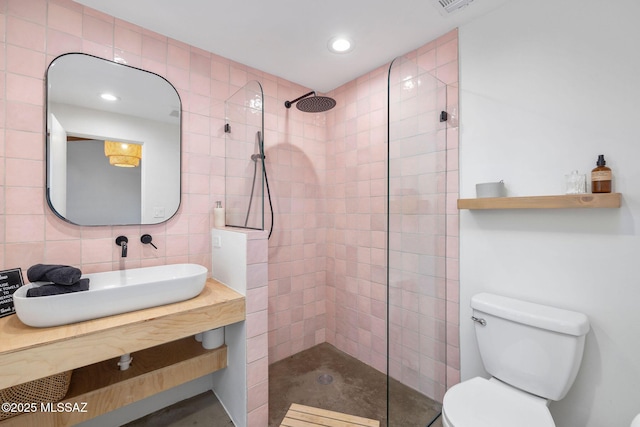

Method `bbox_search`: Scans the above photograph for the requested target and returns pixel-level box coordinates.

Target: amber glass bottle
[591,155,612,193]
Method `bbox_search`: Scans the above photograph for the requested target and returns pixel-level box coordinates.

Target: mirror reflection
[46,53,181,226]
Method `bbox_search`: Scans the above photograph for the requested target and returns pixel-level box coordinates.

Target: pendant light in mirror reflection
[104,141,142,167]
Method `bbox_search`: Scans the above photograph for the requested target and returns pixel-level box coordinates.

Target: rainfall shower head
[284,91,336,113]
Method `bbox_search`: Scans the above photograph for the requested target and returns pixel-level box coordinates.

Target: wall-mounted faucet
[115,236,128,257]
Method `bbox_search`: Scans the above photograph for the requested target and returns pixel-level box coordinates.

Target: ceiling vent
[433,0,476,15]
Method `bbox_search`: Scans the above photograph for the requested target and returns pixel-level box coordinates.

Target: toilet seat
[442,377,555,427]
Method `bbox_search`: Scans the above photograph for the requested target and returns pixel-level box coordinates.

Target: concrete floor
[122,392,233,427]
[268,343,441,427]
[125,343,442,427]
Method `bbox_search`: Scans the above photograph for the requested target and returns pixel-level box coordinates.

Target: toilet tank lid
[471,293,590,336]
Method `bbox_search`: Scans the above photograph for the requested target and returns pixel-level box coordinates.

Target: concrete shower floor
[125,343,442,427]
[268,343,442,427]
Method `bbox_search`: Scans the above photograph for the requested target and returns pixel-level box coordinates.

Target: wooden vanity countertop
[0,279,245,389]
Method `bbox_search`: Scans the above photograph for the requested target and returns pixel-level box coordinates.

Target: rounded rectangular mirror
[46,53,181,226]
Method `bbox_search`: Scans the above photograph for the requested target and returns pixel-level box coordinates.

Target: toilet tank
[471,293,590,401]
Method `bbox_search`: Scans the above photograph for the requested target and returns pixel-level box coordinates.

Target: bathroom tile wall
[264,81,329,363]
[323,69,389,372]
[1,0,222,274]
[0,0,459,411]
[245,233,270,426]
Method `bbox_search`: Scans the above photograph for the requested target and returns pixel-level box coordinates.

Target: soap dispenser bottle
[591,154,612,193]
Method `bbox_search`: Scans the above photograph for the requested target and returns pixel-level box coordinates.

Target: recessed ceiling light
[328,37,354,54]
[100,93,119,101]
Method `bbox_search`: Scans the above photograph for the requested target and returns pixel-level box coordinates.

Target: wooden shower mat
[280,403,380,427]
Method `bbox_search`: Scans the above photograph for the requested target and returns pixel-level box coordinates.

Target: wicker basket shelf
[0,372,72,421]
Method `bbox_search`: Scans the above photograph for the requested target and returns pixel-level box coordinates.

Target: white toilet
[442,293,590,427]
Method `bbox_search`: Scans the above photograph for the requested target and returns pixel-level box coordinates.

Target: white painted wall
[211,228,249,427]
[458,1,640,426]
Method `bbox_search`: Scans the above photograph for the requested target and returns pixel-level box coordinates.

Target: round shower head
[295,95,336,113]
[284,91,336,113]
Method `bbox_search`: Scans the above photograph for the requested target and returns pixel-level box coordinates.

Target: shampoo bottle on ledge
[214,201,226,228]
[591,154,612,193]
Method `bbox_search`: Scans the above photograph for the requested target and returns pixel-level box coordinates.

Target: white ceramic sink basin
[13,263,208,327]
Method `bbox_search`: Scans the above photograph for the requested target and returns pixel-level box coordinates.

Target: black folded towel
[26,278,90,298]
[27,264,82,286]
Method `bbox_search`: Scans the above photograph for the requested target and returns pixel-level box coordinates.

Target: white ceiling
[72,0,513,93]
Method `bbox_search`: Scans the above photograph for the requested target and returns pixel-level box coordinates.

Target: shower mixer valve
[140,234,157,249]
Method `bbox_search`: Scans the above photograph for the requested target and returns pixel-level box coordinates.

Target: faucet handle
[141,234,157,249]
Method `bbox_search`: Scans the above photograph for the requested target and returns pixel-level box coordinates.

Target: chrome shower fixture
[284,91,336,113]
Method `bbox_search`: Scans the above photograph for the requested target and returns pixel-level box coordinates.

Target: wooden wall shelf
[457,193,621,210]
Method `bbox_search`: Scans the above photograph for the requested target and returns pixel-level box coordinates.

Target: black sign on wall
[0,268,25,318]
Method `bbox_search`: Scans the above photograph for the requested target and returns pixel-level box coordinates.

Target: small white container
[213,201,225,228]
[476,181,505,198]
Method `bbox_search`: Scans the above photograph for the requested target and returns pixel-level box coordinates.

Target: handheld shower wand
[245,131,273,239]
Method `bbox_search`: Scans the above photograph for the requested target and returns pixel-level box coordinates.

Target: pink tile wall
[245,231,269,427]
[265,85,329,362]
[324,69,389,373]
[0,0,227,275]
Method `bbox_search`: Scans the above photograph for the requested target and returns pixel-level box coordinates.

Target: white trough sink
[13,264,208,328]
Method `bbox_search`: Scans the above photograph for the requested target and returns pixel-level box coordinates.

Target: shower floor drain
[317,374,334,385]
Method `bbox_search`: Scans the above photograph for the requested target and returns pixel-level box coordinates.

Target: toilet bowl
[441,293,589,427]
[442,377,554,427]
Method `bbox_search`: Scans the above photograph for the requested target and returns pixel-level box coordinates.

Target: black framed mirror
[46,53,181,226]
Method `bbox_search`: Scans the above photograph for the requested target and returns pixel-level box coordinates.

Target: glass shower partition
[224,81,265,230]
[387,56,448,426]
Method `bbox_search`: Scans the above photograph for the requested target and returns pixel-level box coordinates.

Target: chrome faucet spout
[115,236,129,258]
